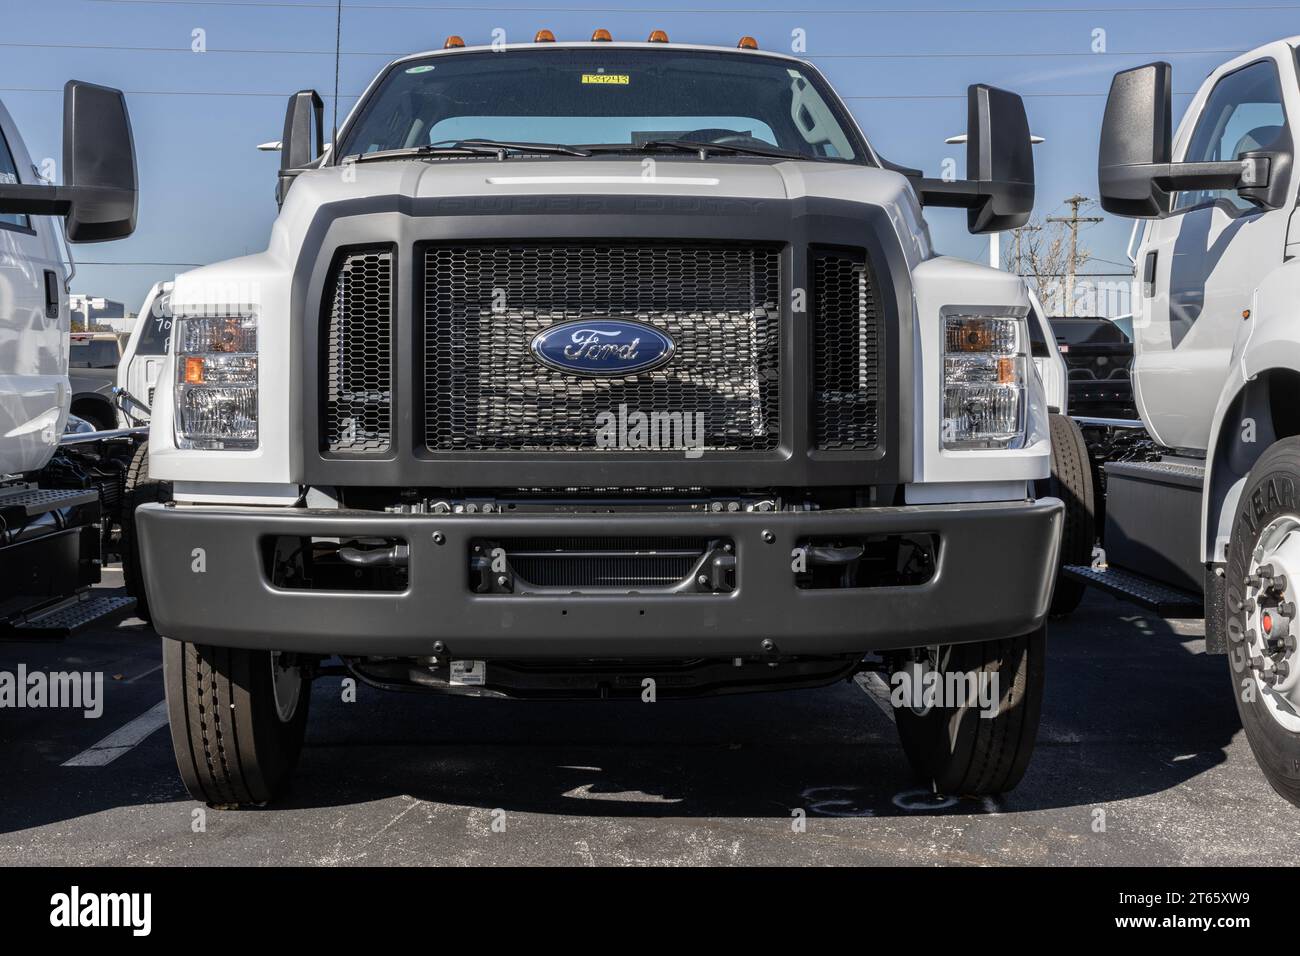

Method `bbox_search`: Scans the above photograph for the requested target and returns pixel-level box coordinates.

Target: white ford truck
[0,82,145,635]
[136,34,1063,806]
[1060,36,1300,808]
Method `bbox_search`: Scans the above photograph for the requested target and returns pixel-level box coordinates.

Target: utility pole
[1047,194,1102,315]
[1011,223,1042,276]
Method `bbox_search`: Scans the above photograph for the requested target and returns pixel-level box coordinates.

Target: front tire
[893,628,1046,797]
[121,440,171,623]
[163,639,311,806]
[1043,413,1096,616]
[1224,438,1300,808]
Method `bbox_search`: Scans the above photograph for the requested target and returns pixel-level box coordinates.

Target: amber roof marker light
[647,30,669,43]
[443,35,465,48]
[592,29,613,42]
[535,29,556,42]
[738,36,759,49]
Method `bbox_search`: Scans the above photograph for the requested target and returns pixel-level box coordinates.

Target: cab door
[1132,56,1295,452]
[0,101,67,474]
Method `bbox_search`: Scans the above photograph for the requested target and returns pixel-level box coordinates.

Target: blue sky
[0,0,1293,309]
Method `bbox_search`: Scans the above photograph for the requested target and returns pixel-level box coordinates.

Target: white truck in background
[0,82,150,634]
[116,280,174,426]
[1063,36,1300,807]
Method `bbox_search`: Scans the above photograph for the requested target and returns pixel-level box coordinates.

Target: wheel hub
[1243,516,1300,732]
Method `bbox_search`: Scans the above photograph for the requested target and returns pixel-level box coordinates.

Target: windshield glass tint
[340,48,862,161]
[136,303,173,355]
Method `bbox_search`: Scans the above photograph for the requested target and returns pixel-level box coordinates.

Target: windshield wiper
[584,140,807,161]
[641,139,807,161]
[450,139,592,157]
[347,144,507,164]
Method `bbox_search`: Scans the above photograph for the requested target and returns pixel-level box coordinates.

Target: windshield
[136,294,174,356]
[339,48,865,162]
[70,340,120,369]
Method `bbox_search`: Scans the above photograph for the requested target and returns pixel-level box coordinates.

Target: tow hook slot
[470,536,735,594]
[794,533,938,590]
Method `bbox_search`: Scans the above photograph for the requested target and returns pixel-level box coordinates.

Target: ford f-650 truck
[135,33,1063,806]
[1063,37,1300,808]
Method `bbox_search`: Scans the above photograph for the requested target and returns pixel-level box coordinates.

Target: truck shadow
[0,591,1244,837]
[280,592,1241,819]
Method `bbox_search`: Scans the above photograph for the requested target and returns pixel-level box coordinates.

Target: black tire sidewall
[1224,440,1300,805]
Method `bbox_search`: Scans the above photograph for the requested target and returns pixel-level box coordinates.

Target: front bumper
[136,497,1062,657]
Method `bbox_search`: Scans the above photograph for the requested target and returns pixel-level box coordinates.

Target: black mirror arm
[915,177,1032,208]
[0,183,135,218]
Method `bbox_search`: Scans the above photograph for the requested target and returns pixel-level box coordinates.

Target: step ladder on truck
[1049,37,1300,807]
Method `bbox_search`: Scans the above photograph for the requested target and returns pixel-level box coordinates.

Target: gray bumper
[135,498,1062,658]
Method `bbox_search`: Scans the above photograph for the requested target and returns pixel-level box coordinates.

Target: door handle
[43,270,60,319]
[1142,251,1158,298]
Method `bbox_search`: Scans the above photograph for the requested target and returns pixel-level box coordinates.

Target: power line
[78,0,1300,12]
[0,39,1251,59]
[0,86,1200,99]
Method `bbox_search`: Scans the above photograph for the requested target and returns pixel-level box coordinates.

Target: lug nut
[1251,655,1266,672]
[1280,601,1296,618]
[1275,662,1291,681]
[1273,574,1289,593]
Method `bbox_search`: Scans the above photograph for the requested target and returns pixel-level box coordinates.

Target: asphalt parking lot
[2,568,1297,866]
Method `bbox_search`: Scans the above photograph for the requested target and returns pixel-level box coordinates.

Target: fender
[1203,258,1300,564]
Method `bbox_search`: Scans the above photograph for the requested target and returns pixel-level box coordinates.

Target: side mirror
[0,81,137,242]
[1098,62,1281,218]
[914,84,1035,234]
[278,89,324,205]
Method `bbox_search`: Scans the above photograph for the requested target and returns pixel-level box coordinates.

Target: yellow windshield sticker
[581,73,629,85]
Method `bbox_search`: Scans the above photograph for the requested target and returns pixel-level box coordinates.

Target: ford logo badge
[529,319,676,377]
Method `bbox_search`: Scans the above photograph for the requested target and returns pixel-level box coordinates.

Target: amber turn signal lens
[738,36,758,49]
[184,356,205,385]
[443,35,464,48]
[535,29,556,42]
[591,28,612,41]
[647,30,669,43]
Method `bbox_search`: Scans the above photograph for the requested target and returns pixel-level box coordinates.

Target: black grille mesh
[324,249,392,453]
[423,243,781,452]
[811,247,882,450]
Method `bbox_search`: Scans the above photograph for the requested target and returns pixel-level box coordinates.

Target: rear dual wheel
[163,639,311,806]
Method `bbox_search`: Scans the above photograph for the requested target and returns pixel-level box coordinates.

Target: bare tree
[1004,212,1093,316]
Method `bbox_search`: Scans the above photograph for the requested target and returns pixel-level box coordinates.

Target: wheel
[1224,437,1300,808]
[120,440,171,623]
[893,627,1046,797]
[1042,413,1096,616]
[163,639,311,806]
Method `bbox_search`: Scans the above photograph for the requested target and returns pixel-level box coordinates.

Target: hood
[276,157,932,264]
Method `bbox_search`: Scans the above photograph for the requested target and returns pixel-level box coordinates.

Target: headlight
[174,314,258,449]
[942,314,1027,449]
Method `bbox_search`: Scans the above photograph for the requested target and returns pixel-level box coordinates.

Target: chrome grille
[323,249,392,453]
[422,242,781,453]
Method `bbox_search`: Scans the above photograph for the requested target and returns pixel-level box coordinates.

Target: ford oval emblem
[529,319,676,377]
